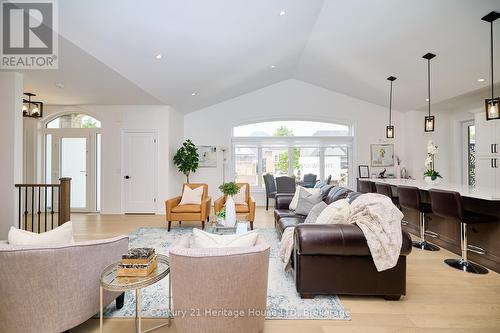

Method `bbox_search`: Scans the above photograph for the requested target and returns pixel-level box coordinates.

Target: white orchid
[424,156,433,168]
[427,140,438,155]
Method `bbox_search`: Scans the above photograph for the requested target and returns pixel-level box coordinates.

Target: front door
[123,131,157,213]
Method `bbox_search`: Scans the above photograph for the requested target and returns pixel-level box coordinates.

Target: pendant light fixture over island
[481,11,500,121]
[386,76,396,138]
[423,52,436,132]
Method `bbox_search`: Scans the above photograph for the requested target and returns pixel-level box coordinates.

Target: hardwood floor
[72,208,500,333]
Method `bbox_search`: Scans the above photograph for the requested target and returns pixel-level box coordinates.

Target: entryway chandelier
[22,93,43,118]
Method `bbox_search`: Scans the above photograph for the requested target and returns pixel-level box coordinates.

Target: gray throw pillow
[295,187,323,216]
[304,201,328,224]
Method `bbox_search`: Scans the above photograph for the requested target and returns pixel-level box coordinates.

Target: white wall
[183,79,406,203]
[38,105,184,214]
[0,72,23,239]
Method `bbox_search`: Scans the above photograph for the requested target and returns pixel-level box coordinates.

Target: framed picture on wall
[358,165,370,178]
[370,144,394,167]
[198,146,217,167]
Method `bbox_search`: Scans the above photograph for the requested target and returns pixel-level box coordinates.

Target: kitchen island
[358,178,500,273]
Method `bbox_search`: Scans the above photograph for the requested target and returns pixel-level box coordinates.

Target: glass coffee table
[204,221,250,235]
[99,254,171,333]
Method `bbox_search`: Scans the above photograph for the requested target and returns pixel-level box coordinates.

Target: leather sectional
[274,186,412,300]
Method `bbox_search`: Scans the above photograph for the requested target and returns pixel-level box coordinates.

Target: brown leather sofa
[274,186,412,300]
[214,183,256,229]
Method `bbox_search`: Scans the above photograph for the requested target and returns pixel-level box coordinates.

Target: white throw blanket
[347,193,403,272]
[278,227,295,271]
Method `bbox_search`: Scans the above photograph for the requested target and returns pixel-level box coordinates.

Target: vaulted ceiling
[14,0,500,112]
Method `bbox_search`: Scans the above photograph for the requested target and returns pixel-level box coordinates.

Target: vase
[424,176,442,185]
[395,165,401,179]
[225,195,237,227]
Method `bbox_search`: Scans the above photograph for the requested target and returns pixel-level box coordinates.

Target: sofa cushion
[316,199,350,225]
[192,229,258,248]
[289,186,320,210]
[304,201,328,224]
[8,222,74,246]
[296,187,323,215]
[278,217,305,233]
[172,204,201,213]
[233,184,247,204]
[274,209,298,222]
[324,187,352,205]
[179,185,203,205]
[235,203,250,213]
[347,191,362,203]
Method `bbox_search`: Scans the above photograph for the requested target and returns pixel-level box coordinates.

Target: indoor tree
[173,139,199,183]
[273,126,302,175]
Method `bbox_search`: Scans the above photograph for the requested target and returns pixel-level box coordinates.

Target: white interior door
[123,131,157,213]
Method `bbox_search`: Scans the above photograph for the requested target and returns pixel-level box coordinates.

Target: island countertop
[369,178,500,201]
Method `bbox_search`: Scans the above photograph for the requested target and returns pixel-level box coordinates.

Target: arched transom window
[46,113,101,129]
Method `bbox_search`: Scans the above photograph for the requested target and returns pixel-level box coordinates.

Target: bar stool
[375,183,399,207]
[398,185,439,251]
[358,179,376,193]
[429,189,499,274]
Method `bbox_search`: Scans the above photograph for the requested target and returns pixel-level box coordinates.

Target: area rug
[102,227,350,320]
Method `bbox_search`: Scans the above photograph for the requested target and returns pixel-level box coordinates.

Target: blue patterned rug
[102,227,350,320]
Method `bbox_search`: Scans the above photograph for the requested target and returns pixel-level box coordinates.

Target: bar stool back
[375,183,399,207]
[398,185,439,251]
[429,189,499,274]
[358,180,376,193]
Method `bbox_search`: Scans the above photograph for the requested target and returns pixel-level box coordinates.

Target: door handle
[492,144,494,154]
[124,175,130,179]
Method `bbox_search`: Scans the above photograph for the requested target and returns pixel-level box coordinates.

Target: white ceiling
[9,0,500,112]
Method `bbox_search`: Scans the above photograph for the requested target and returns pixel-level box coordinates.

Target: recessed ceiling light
[191,92,196,96]
[55,82,64,89]
[155,54,163,60]
[477,78,485,82]
[279,10,286,16]
[270,65,276,69]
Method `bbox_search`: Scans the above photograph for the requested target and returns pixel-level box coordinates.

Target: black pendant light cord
[491,21,495,100]
[427,58,431,117]
[389,80,393,125]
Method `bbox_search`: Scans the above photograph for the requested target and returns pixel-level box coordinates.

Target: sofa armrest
[275,194,294,209]
[295,224,412,256]
[214,196,226,214]
[248,196,256,222]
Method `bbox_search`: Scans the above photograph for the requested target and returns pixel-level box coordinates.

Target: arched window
[46,113,101,129]
[232,120,353,188]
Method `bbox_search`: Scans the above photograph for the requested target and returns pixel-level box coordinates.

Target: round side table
[99,254,171,333]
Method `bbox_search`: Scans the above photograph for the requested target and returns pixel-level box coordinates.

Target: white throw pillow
[315,199,351,225]
[192,228,258,248]
[179,185,204,205]
[8,222,74,246]
[289,186,320,210]
[233,184,247,204]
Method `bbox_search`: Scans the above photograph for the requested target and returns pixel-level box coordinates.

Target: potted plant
[173,139,199,183]
[424,140,443,185]
[218,182,240,227]
[215,208,226,226]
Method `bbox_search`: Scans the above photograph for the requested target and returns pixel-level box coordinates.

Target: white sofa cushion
[315,199,351,225]
[8,222,74,246]
[179,185,203,205]
[289,186,320,210]
[192,228,258,248]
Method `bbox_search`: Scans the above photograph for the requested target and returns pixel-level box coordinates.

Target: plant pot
[424,176,442,185]
[225,195,237,227]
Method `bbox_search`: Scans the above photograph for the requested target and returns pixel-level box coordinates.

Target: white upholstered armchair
[169,234,270,333]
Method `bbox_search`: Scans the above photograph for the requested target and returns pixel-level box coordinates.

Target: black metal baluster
[44,187,47,231]
[37,187,41,232]
[18,187,21,229]
[51,187,55,229]
[31,186,34,232]
[24,186,28,231]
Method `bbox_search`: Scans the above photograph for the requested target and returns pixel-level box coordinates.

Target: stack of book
[117,248,157,277]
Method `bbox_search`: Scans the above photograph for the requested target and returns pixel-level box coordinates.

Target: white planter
[424,176,442,185]
[395,165,401,179]
[225,195,237,227]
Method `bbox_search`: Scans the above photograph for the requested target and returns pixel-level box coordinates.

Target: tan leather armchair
[165,183,211,231]
[214,183,255,230]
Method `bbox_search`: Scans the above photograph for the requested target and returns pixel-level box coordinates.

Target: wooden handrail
[15,184,61,187]
[58,178,71,225]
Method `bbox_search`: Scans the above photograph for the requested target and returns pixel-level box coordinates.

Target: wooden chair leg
[201,220,205,229]
[250,221,254,230]
[168,221,172,232]
[179,221,181,225]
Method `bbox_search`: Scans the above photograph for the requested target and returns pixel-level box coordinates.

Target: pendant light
[386,76,396,138]
[22,93,43,118]
[482,11,500,121]
[423,53,436,132]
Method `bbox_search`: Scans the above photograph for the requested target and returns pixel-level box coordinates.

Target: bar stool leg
[444,222,488,274]
[412,212,440,251]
